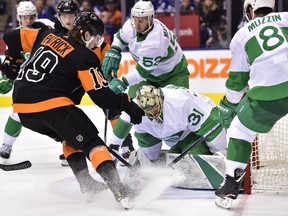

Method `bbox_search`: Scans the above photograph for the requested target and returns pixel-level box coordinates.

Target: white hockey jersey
[226,12,288,103]
[111,18,188,85]
[118,85,216,147]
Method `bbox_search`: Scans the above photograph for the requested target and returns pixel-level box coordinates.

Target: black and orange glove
[119,94,145,125]
[0,51,23,80]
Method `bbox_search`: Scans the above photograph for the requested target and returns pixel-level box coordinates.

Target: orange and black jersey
[93,41,110,65]
[4,28,121,113]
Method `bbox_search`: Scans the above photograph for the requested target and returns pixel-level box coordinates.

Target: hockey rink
[1,106,288,216]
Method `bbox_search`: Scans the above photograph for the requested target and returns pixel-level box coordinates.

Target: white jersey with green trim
[227,12,288,103]
[112,18,187,84]
[120,85,215,147]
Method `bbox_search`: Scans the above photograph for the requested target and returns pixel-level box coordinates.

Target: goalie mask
[136,85,164,123]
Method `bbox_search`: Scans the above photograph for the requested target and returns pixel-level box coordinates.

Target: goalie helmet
[57,0,79,15]
[136,85,164,123]
[17,1,37,21]
[252,0,275,12]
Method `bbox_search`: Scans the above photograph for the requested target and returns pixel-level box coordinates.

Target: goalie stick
[109,123,222,169]
[168,123,222,168]
[0,160,32,171]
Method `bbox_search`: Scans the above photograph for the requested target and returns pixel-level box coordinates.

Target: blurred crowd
[0,0,287,49]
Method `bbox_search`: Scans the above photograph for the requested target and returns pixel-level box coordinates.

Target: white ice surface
[1,106,288,216]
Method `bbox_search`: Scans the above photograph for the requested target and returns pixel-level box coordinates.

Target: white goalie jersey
[118,85,216,147]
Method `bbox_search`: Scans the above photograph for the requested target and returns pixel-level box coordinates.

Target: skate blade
[215,196,233,209]
[120,197,135,210]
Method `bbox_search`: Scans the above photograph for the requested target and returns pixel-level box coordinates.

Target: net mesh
[250,115,288,193]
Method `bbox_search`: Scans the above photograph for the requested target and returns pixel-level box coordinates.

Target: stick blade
[0,160,32,171]
[215,196,233,209]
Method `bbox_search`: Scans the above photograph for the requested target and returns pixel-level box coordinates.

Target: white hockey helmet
[17,1,37,21]
[131,1,155,34]
[136,85,164,123]
[253,0,275,12]
[131,0,155,18]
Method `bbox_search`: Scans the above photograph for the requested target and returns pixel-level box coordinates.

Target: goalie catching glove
[0,51,23,80]
[101,48,122,81]
[0,76,13,94]
[119,93,144,125]
[218,96,238,128]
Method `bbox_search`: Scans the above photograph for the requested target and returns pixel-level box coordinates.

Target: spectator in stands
[193,0,203,14]
[100,11,118,43]
[0,0,6,15]
[35,0,54,20]
[102,0,122,29]
[211,21,228,48]
[180,0,195,15]
[45,0,58,22]
[80,0,94,12]
[152,0,175,16]
[200,0,221,30]
[199,22,213,48]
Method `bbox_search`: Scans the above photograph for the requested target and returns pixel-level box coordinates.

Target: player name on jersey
[248,14,281,32]
[41,33,74,58]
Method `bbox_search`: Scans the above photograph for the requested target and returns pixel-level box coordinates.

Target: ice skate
[59,154,69,167]
[0,144,12,159]
[112,184,138,210]
[215,168,245,209]
[79,176,108,202]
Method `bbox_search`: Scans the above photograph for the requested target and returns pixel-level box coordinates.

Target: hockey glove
[101,48,121,81]
[0,76,13,94]
[218,97,238,129]
[119,94,145,125]
[109,78,127,94]
[0,52,23,80]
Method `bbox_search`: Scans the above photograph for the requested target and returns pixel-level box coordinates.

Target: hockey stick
[108,147,132,168]
[0,160,32,171]
[104,109,109,144]
[168,123,222,168]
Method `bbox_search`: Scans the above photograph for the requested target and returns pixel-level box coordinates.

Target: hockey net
[244,115,288,194]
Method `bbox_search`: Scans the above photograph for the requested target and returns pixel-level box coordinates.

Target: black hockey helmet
[73,12,104,37]
[57,0,79,14]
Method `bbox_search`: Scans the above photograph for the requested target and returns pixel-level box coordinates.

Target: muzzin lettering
[248,14,281,32]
